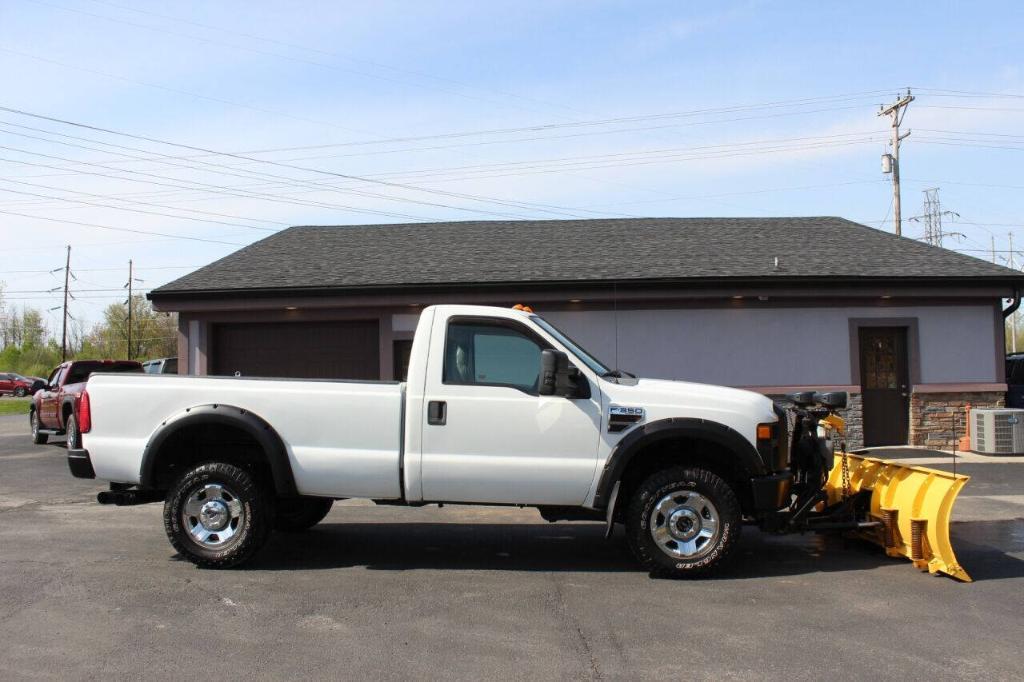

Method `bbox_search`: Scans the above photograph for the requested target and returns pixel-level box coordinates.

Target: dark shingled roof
[149,217,1024,297]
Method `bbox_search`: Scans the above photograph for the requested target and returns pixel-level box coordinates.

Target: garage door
[211,320,380,380]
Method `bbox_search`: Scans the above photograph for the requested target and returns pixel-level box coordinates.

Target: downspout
[1004,288,1021,356]
[1002,288,1021,319]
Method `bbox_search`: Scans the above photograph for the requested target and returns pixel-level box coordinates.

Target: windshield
[530,315,611,376]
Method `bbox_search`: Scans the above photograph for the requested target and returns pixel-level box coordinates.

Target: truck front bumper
[67,448,95,479]
[750,471,792,511]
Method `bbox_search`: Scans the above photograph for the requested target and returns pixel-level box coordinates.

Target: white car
[69,304,796,577]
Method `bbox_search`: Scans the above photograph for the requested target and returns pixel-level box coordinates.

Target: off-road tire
[65,415,80,450]
[163,462,272,569]
[625,466,741,579]
[273,497,333,532]
[30,410,47,445]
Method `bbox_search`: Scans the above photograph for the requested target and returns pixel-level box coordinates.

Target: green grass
[0,398,32,416]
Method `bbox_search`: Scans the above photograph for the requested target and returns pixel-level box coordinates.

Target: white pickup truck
[68,304,799,577]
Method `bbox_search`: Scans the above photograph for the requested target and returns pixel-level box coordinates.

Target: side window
[47,367,62,387]
[443,321,544,392]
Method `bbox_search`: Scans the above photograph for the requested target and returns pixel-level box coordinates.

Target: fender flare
[59,398,77,429]
[593,417,766,511]
[139,404,297,496]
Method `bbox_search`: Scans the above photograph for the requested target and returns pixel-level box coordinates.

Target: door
[419,315,602,505]
[39,365,65,427]
[0,374,12,393]
[859,327,910,446]
[211,320,379,379]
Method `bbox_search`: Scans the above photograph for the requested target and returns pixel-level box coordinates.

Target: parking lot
[0,412,1021,681]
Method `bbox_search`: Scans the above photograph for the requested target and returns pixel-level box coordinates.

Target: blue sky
[1,0,1023,328]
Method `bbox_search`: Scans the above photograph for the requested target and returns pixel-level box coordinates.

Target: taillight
[79,390,92,433]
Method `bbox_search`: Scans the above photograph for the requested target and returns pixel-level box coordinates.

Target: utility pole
[61,245,70,361]
[879,89,914,237]
[126,259,133,360]
[992,235,997,263]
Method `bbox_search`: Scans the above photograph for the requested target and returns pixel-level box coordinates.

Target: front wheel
[625,466,741,578]
[163,462,272,568]
[30,410,48,445]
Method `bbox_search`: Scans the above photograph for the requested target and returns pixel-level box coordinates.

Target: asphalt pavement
[1,413,1022,681]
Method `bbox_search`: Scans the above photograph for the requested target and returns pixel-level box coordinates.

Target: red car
[0,372,36,397]
[31,360,143,447]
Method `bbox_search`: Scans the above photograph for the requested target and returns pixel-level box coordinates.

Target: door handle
[427,400,447,425]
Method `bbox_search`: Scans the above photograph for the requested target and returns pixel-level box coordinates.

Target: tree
[84,295,177,361]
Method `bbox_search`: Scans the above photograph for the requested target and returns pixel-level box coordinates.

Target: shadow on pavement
[950,518,1024,582]
[179,517,1024,581]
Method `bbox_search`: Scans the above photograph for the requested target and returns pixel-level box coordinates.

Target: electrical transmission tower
[910,188,960,247]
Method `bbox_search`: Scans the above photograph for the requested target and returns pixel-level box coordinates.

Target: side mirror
[539,349,589,398]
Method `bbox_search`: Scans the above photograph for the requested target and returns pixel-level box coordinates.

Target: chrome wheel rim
[649,490,721,559]
[31,412,38,436]
[66,420,76,449]
[182,483,244,547]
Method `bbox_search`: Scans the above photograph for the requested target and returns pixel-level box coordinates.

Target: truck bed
[84,373,405,499]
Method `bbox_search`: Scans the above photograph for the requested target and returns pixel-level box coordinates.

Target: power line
[0,129,887,211]
[82,0,586,118]
[912,86,1024,99]
[21,0,569,116]
[0,209,245,245]
[0,106,592,221]
[0,265,201,274]
[0,126,450,220]
[0,148,433,221]
[0,185,279,231]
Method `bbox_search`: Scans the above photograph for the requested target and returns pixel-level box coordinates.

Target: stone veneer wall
[769,391,1005,451]
[909,391,1005,448]
[767,393,864,451]
[838,393,864,450]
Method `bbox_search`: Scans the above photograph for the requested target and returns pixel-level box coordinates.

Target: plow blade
[824,453,971,582]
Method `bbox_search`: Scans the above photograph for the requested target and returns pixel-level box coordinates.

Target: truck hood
[601,377,778,433]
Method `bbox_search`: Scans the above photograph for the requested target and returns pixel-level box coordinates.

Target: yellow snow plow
[824,452,971,582]
[770,393,971,583]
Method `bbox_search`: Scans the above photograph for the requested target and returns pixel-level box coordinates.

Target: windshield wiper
[601,369,635,379]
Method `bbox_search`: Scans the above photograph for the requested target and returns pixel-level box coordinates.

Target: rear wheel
[625,466,741,578]
[30,410,47,445]
[14,387,27,397]
[273,497,333,532]
[65,415,80,450]
[163,462,271,568]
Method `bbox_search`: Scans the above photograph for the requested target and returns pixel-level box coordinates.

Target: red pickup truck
[31,360,142,447]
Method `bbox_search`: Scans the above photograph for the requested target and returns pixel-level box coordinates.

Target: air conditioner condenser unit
[971,408,1024,455]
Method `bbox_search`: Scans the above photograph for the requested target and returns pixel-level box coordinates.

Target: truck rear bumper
[67,448,95,479]
[750,471,792,511]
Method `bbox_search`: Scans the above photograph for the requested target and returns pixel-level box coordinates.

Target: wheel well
[62,402,74,427]
[613,436,755,519]
[147,422,273,491]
